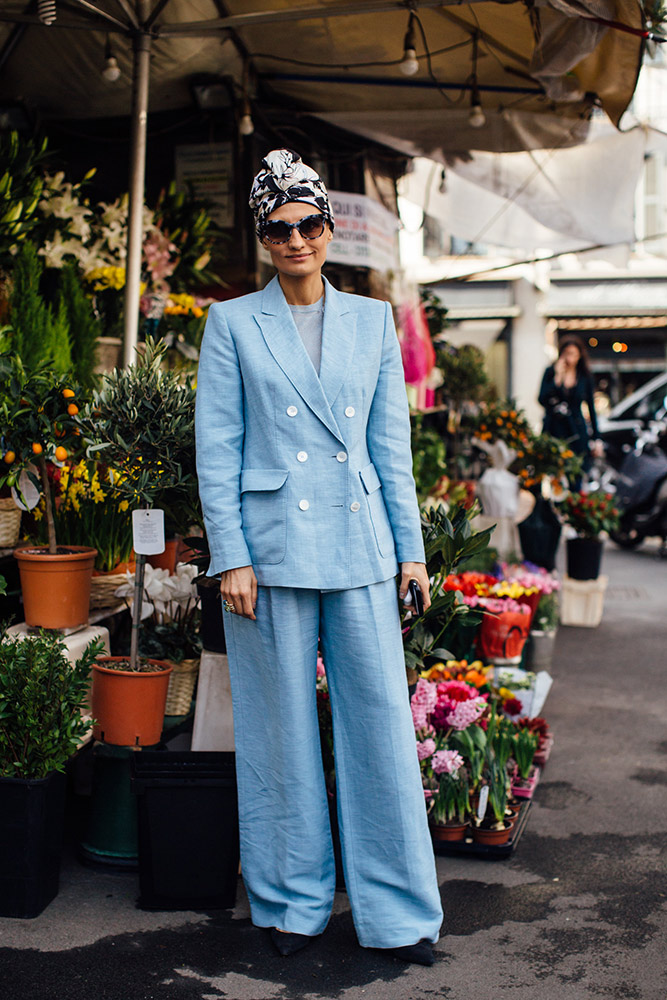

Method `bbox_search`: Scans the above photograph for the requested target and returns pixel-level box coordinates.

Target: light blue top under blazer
[195,274,425,590]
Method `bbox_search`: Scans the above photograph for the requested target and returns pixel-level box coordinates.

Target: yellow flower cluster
[164,293,206,318]
[59,461,128,512]
[84,266,126,291]
[490,581,538,599]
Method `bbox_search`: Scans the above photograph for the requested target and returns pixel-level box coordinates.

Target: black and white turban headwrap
[248,149,335,238]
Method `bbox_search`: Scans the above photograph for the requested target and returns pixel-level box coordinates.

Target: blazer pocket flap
[240,469,289,493]
[359,463,381,494]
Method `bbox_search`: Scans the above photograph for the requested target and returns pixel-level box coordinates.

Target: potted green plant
[560,489,621,580]
[424,747,470,842]
[0,352,97,628]
[510,726,540,799]
[77,336,196,746]
[526,589,560,671]
[0,627,103,917]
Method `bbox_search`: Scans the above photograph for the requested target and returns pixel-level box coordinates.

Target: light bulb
[103,56,121,83]
[38,0,57,25]
[400,48,419,76]
[239,113,254,136]
[469,102,486,128]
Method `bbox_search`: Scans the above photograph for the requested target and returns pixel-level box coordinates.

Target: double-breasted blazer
[195,275,425,590]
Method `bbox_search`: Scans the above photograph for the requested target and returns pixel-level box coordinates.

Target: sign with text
[328,191,399,272]
[175,143,234,228]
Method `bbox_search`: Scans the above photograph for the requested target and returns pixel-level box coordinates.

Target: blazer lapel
[255,275,344,444]
[318,277,357,409]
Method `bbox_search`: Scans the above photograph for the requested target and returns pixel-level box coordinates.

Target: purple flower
[417,738,436,761]
[410,679,438,730]
[432,749,464,775]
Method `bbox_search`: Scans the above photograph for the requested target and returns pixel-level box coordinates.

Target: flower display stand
[560,574,608,628]
[431,801,532,860]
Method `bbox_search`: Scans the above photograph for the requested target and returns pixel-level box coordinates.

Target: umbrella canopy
[0,0,647,152]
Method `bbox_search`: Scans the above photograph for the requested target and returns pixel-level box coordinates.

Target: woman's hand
[220,565,258,620]
[399,562,432,612]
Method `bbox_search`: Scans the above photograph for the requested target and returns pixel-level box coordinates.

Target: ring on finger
[223,600,236,613]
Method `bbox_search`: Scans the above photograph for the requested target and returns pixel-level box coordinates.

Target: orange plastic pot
[91,657,173,747]
[430,821,468,842]
[14,545,97,629]
[471,821,513,846]
[147,538,179,574]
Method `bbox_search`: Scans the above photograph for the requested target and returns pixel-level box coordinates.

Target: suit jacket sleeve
[366,301,426,565]
[195,304,252,575]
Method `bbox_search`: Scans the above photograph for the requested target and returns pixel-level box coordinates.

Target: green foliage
[78,336,197,509]
[533,591,559,632]
[437,342,490,410]
[402,503,491,670]
[57,263,101,390]
[136,618,202,663]
[411,414,447,500]
[449,724,487,792]
[512,727,539,779]
[430,758,469,825]
[0,629,104,779]
[0,131,49,268]
[420,288,449,339]
[7,242,74,373]
[152,180,225,291]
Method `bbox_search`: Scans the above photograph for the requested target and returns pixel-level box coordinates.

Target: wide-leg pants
[223,578,443,948]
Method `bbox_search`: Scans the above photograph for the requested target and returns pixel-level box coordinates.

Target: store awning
[0,0,648,153]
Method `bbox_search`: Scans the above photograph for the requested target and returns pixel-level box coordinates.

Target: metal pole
[123,23,151,368]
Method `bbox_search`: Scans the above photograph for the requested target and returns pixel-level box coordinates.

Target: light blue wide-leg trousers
[223,578,443,948]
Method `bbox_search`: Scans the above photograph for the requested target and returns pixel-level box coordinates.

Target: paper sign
[132,509,165,556]
[477,784,489,823]
[11,468,40,511]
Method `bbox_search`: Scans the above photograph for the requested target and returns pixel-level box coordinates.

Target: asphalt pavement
[2,539,666,1000]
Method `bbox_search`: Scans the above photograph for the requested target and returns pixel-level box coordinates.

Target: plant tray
[534,735,554,767]
[432,800,532,860]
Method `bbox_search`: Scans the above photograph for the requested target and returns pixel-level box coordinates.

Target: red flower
[503,697,523,716]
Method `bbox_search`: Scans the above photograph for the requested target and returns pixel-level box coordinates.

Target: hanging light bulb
[37,0,57,25]
[239,96,254,136]
[468,34,486,128]
[102,39,121,83]
[399,13,419,76]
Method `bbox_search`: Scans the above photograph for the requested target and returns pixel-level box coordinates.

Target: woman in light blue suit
[195,150,443,965]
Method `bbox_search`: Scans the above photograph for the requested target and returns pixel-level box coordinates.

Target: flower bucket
[14,545,97,629]
[478,611,530,663]
[566,537,603,580]
[91,657,173,747]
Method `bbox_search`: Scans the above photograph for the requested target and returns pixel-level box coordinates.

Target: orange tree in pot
[76,337,196,744]
[0,352,96,628]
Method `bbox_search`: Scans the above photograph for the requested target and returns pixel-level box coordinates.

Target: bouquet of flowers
[560,490,621,539]
[470,400,531,449]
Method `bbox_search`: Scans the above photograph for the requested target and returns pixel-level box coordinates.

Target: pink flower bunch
[446,697,487,731]
[143,228,178,282]
[462,595,530,614]
[501,563,560,594]
[411,678,438,730]
[432,749,464,775]
[416,737,436,761]
[316,655,326,679]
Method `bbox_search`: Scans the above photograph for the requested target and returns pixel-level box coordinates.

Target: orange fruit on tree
[32,442,43,455]
[62,388,75,399]
[67,403,79,416]
[3,450,15,465]
[55,446,68,462]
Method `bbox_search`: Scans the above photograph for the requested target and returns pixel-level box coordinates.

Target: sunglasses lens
[298,215,325,239]
[263,221,291,243]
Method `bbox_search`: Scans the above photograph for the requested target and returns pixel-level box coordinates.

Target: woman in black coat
[538,335,602,477]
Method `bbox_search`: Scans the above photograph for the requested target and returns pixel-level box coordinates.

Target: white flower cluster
[114,562,199,622]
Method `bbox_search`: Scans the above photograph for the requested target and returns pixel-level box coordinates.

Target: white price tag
[477,784,489,823]
[11,468,40,511]
[132,508,165,555]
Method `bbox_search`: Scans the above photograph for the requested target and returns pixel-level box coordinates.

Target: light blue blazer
[195,275,425,590]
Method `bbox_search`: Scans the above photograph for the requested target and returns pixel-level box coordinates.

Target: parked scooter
[608,417,667,556]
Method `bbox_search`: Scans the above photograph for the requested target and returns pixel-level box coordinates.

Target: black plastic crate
[131,751,239,910]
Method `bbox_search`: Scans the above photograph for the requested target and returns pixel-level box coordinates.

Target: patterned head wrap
[248,148,335,238]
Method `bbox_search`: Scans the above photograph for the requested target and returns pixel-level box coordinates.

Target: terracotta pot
[147,538,179,574]
[91,656,173,747]
[430,821,468,842]
[471,820,513,846]
[14,545,97,629]
[92,559,136,578]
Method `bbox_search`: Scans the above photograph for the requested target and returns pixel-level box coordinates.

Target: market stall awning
[0,0,648,153]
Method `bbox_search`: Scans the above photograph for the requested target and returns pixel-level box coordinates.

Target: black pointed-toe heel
[270,928,315,956]
[390,939,436,966]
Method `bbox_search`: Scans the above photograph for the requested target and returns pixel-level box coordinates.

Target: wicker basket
[89,572,130,610]
[0,496,22,548]
[164,658,200,716]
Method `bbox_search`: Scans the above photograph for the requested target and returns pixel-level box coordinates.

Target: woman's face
[261,202,332,280]
[561,344,581,367]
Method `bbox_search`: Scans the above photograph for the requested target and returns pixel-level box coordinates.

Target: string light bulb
[102,39,121,82]
[37,0,57,25]
[399,13,419,76]
[239,97,254,136]
[468,33,486,128]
